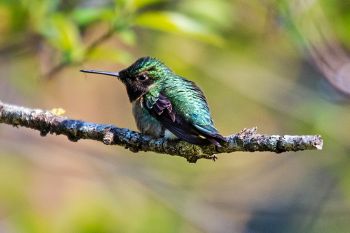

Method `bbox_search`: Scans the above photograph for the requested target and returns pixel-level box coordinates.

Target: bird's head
[81,57,171,102]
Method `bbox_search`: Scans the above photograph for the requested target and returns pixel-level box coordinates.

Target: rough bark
[0,101,323,163]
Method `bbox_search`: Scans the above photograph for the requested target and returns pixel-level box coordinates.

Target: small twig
[0,101,323,163]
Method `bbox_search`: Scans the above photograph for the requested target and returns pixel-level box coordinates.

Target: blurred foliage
[0,0,223,69]
[1,0,350,233]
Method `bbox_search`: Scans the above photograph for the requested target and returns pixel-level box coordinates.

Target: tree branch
[0,101,323,163]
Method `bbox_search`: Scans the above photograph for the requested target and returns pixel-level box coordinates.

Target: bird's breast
[132,99,164,137]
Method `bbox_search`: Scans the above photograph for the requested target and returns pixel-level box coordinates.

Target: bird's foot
[205,154,217,161]
[210,154,218,161]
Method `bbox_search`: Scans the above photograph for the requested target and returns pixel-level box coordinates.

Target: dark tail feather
[192,124,227,146]
[206,134,227,147]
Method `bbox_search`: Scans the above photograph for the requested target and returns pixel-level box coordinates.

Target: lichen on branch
[0,101,323,163]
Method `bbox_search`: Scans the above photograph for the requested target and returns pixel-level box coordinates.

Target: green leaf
[179,0,233,30]
[126,0,165,11]
[40,14,84,63]
[118,29,136,45]
[19,0,60,31]
[134,12,224,46]
[71,8,111,27]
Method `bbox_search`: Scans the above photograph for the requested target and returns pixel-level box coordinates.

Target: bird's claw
[209,154,218,161]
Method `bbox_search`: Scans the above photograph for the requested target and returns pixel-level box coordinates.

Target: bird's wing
[144,92,225,146]
[145,93,175,122]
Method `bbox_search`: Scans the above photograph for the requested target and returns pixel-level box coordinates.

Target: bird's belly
[164,129,177,140]
[132,100,164,137]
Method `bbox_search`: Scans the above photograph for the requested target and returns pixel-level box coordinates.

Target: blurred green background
[1,0,350,232]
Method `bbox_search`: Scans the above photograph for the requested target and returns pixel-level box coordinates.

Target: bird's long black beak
[80,69,119,77]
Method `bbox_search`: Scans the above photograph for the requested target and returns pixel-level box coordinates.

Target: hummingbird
[81,57,226,146]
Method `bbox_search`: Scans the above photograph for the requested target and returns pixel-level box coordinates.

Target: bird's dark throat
[126,86,147,102]
[122,75,154,102]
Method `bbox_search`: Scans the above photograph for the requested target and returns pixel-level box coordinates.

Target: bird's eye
[137,74,148,81]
